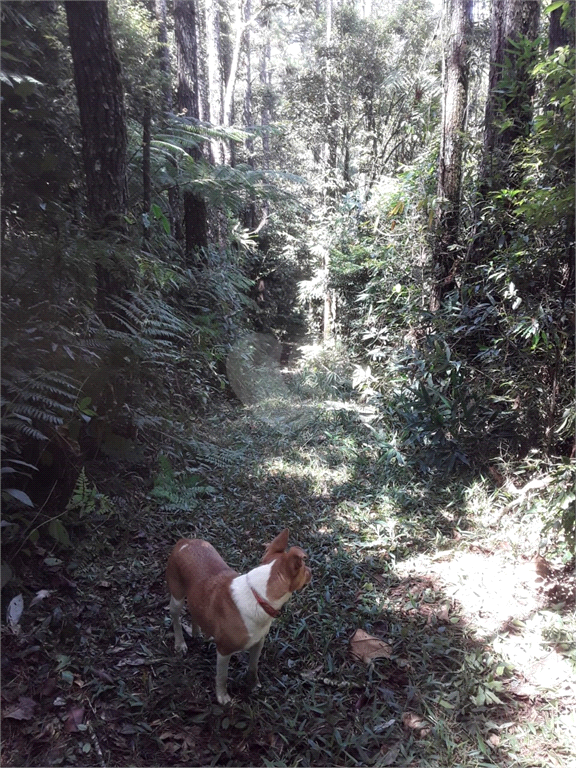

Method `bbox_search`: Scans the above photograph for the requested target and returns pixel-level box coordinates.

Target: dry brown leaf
[437,604,450,621]
[4,696,37,721]
[350,629,392,664]
[378,742,401,766]
[64,706,85,733]
[41,678,58,698]
[402,711,428,732]
[94,669,114,684]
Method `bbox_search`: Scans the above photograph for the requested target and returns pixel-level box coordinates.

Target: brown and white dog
[166,529,311,705]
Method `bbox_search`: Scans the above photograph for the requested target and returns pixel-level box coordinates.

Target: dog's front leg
[246,637,265,691]
[216,652,232,705]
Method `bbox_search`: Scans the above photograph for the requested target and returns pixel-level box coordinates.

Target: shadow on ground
[1,403,571,767]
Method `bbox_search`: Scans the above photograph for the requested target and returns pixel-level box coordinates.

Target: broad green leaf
[48,519,71,548]
[5,488,34,507]
[544,1,567,14]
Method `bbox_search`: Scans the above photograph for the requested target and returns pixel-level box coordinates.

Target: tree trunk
[143,101,151,240]
[65,0,130,320]
[259,12,272,168]
[431,0,473,311]
[65,1,127,232]
[205,0,224,163]
[175,0,208,256]
[175,0,201,120]
[223,0,244,128]
[548,0,575,53]
[243,0,256,230]
[155,0,172,113]
[481,0,540,190]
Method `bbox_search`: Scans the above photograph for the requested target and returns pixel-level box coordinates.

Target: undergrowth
[2,355,574,767]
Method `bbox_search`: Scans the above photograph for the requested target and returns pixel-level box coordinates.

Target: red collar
[250,587,281,618]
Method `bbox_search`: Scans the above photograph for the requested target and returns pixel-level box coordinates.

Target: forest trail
[2,368,575,768]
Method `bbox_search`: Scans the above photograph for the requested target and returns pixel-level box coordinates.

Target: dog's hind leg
[169,594,188,654]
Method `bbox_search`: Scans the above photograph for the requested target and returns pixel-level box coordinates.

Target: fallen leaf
[94,669,114,684]
[6,594,24,632]
[300,664,324,681]
[31,589,54,607]
[4,696,37,721]
[350,629,392,664]
[41,678,58,698]
[373,718,396,734]
[378,742,401,766]
[402,711,428,732]
[116,657,149,667]
[437,604,450,622]
[64,706,85,733]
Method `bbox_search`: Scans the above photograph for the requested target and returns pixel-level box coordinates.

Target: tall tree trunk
[65,0,130,320]
[223,0,244,128]
[153,0,182,240]
[175,0,208,257]
[206,0,224,163]
[143,101,151,240]
[548,0,575,53]
[259,12,272,168]
[155,0,172,113]
[243,0,256,230]
[65,1,127,232]
[431,0,473,310]
[480,0,540,191]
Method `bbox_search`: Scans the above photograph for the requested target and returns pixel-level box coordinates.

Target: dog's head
[261,528,312,598]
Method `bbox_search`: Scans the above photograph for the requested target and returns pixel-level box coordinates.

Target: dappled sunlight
[262,455,352,497]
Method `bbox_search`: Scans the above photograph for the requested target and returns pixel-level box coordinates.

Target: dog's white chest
[230,566,282,650]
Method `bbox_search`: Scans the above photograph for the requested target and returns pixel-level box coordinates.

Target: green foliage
[150,454,216,512]
[65,467,113,521]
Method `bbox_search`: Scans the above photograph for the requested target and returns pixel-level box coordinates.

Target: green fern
[150,455,216,512]
[66,467,112,519]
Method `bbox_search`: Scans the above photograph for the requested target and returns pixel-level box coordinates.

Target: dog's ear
[285,546,305,577]
[261,528,289,563]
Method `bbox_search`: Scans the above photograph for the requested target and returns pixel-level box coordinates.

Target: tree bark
[431,0,473,310]
[548,0,575,53]
[65,0,130,321]
[155,0,172,113]
[223,0,244,129]
[175,0,208,256]
[65,1,127,232]
[143,101,151,239]
[243,0,256,230]
[205,0,224,163]
[481,0,540,190]
[259,11,272,168]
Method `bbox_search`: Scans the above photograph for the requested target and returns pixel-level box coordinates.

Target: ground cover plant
[2,357,574,767]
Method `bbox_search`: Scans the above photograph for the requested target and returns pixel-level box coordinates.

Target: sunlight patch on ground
[263,455,351,496]
[395,548,576,707]
[396,550,544,638]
